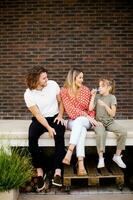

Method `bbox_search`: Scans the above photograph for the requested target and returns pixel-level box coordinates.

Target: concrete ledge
[0,120,133,147]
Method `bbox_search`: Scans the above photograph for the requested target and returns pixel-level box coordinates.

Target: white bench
[0,119,133,148]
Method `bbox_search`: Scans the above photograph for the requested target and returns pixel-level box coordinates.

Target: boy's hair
[99,78,115,94]
[26,67,47,90]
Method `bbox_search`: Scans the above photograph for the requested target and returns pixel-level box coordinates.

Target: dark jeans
[28,115,65,170]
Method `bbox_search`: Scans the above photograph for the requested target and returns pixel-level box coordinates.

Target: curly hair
[26,67,47,90]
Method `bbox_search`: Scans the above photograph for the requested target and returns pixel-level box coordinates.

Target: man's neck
[36,85,44,91]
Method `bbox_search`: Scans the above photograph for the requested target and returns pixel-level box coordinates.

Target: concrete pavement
[19,193,133,200]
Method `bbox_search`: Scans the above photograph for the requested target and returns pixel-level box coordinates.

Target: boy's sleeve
[111,95,117,106]
[24,90,36,107]
[55,81,60,95]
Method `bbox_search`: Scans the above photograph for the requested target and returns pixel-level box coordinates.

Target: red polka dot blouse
[60,85,95,120]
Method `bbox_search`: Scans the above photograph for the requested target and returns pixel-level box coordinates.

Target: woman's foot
[77,159,87,176]
[62,147,73,165]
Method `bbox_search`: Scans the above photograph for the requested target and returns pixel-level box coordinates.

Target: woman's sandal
[62,147,73,165]
[77,159,87,176]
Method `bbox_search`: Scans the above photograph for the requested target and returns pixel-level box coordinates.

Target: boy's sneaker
[36,174,46,192]
[97,157,105,168]
[52,175,62,187]
[113,154,126,168]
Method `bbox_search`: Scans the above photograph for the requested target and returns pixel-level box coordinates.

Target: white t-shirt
[24,80,60,117]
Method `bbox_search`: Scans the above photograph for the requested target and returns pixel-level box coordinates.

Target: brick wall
[0,0,133,119]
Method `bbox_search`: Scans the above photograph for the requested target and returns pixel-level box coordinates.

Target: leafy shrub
[0,147,34,192]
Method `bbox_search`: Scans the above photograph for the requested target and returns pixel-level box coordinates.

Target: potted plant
[0,147,33,200]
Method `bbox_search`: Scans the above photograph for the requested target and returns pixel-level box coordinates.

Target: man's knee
[54,123,65,137]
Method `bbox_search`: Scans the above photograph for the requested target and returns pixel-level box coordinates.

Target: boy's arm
[56,94,64,117]
[28,105,56,137]
[54,94,65,125]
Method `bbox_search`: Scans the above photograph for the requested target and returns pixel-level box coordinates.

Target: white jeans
[67,116,91,158]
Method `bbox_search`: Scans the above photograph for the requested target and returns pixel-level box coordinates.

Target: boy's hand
[47,127,56,138]
[91,89,97,97]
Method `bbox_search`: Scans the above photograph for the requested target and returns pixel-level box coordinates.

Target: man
[24,67,65,191]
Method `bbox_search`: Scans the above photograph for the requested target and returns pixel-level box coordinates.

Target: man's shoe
[36,175,46,192]
[97,157,105,168]
[113,154,126,168]
[52,175,62,187]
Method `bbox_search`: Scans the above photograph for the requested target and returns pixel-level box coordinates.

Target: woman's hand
[97,121,103,126]
[87,116,102,128]
[47,126,56,138]
[54,114,66,126]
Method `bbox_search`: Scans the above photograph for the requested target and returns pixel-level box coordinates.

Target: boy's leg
[29,118,47,171]
[107,121,127,151]
[94,125,106,168]
[107,121,127,168]
[28,118,48,191]
[94,125,107,154]
[51,118,65,186]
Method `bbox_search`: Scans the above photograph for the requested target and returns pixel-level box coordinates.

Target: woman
[24,67,65,191]
[60,68,99,175]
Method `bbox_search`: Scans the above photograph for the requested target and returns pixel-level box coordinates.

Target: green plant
[0,147,34,192]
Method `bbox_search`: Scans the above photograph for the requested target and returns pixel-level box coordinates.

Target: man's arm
[54,94,65,125]
[28,105,56,137]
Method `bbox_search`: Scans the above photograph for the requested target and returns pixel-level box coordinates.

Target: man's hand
[47,126,56,138]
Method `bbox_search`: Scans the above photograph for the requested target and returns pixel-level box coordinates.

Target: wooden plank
[63,161,124,188]
[86,160,99,177]
[63,166,73,186]
[64,165,74,177]
[99,167,112,177]
[116,177,124,186]
[88,177,99,186]
[109,163,124,176]
[64,165,88,179]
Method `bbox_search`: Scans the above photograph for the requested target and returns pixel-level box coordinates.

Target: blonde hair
[64,68,83,91]
[99,78,115,94]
